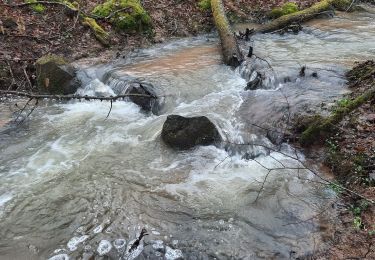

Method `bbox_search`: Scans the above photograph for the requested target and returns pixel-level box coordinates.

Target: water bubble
[53,249,66,254]
[105,227,113,233]
[114,238,126,249]
[84,245,92,252]
[97,240,112,256]
[93,225,103,234]
[165,246,183,260]
[48,254,69,260]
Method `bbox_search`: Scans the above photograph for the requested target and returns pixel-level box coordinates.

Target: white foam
[165,246,183,260]
[152,240,164,250]
[76,79,115,97]
[152,230,161,235]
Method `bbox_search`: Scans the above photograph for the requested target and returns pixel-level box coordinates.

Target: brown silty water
[0,8,374,260]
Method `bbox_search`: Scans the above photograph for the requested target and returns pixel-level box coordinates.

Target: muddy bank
[292,60,375,259]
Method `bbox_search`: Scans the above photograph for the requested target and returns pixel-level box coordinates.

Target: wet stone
[161,115,222,150]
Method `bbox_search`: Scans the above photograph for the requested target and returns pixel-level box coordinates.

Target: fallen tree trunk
[299,85,375,146]
[259,0,351,33]
[211,0,243,67]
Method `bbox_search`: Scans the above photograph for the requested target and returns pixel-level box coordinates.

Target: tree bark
[211,0,243,67]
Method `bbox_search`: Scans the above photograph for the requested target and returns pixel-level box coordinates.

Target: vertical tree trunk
[211,0,243,67]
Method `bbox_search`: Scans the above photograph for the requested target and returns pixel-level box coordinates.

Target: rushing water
[1,9,375,260]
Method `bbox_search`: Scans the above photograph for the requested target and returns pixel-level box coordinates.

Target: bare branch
[106,100,113,119]
[0,90,159,101]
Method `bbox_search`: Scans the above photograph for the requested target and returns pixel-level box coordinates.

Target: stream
[0,9,375,260]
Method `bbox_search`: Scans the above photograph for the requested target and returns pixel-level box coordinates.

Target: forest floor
[1,0,374,259]
[0,0,320,90]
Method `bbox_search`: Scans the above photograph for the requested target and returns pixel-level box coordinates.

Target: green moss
[36,55,67,66]
[198,0,211,11]
[269,2,299,19]
[25,0,46,13]
[82,17,110,46]
[300,87,375,146]
[92,0,151,32]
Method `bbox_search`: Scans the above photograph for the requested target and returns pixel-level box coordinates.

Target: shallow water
[1,10,375,260]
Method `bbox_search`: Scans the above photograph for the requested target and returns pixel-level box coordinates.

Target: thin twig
[346,0,356,12]
[14,98,33,123]
[106,100,113,119]
[23,67,33,91]
[17,99,39,125]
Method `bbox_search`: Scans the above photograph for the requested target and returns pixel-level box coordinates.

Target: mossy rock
[269,2,299,19]
[36,55,81,95]
[92,0,151,32]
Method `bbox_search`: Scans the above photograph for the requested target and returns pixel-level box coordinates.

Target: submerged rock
[126,82,159,114]
[161,115,221,150]
[245,71,262,90]
[36,55,81,95]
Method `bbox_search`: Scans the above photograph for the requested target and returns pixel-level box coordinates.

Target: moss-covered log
[211,0,243,67]
[300,86,375,146]
[259,0,351,33]
[82,17,110,46]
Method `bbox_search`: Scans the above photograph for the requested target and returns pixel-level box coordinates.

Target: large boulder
[126,82,159,114]
[36,55,81,95]
[161,115,222,150]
